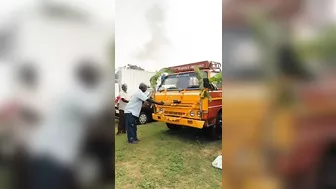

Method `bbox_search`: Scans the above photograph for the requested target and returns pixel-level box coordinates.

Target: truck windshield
[159,72,201,91]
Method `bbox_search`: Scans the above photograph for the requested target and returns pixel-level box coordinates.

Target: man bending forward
[124,83,163,144]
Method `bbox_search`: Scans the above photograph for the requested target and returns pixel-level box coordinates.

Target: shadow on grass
[159,126,221,144]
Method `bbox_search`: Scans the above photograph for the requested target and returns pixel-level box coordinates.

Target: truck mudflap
[152,114,205,129]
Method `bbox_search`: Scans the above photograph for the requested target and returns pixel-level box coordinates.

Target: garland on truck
[194,66,212,101]
[150,68,173,89]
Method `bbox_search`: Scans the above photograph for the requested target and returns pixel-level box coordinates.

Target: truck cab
[152,61,222,138]
[221,43,336,188]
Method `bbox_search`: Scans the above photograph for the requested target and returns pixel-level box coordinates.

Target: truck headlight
[159,108,163,113]
[190,111,195,117]
[197,111,201,117]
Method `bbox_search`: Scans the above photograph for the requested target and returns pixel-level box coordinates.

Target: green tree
[296,26,336,66]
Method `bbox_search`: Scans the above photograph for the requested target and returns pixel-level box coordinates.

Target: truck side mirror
[203,78,211,89]
[203,78,216,91]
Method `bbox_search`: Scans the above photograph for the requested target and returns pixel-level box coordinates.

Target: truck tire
[166,123,181,130]
[317,144,336,189]
[209,111,222,139]
[138,112,149,125]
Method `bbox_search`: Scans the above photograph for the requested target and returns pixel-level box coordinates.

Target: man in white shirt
[117,84,129,135]
[124,83,164,144]
[4,4,115,188]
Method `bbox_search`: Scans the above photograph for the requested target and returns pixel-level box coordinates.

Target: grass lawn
[115,121,222,189]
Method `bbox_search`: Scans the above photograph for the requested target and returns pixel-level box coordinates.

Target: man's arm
[120,92,129,103]
[138,92,164,105]
[146,98,164,105]
[121,98,129,103]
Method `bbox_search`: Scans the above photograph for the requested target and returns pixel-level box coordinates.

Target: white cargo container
[115,68,155,96]
[115,83,119,99]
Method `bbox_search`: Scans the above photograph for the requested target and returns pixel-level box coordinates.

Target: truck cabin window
[223,40,312,81]
[223,38,266,81]
[223,64,266,81]
[209,72,222,88]
[159,72,202,91]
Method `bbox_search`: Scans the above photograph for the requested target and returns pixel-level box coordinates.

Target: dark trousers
[28,157,78,189]
[117,110,126,133]
[124,113,138,142]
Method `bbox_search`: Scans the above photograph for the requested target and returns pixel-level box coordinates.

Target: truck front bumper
[152,114,205,129]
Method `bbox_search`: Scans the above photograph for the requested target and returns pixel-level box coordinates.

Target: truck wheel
[209,111,222,139]
[166,123,181,130]
[317,145,336,189]
[138,112,149,125]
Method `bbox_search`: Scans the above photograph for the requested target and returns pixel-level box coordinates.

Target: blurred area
[0,1,114,189]
[222,0,336,189]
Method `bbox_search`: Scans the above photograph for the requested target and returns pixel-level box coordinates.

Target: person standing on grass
[124,83,164,144]
[117,84,129,135]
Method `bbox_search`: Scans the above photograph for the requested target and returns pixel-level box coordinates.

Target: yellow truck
[152,61,222,139]
[221,47,336,189]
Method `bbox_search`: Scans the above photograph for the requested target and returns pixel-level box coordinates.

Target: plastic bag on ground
[212,155,222,169]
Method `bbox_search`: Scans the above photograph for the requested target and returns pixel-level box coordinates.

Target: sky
[115,0,222,71]
[4,0,336,72]
[0,0,221,72]
[0,0,115,25]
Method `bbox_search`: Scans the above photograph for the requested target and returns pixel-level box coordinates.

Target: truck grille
[164,111,185,116]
